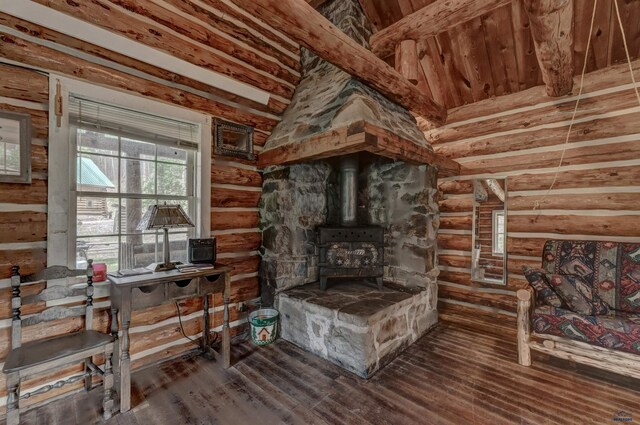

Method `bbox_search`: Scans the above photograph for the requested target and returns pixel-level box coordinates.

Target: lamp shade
[137,204,194,230]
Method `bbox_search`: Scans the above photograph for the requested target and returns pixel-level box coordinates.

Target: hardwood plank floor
[13,323,640,424]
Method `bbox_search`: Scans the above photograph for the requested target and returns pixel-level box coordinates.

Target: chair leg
[84,358,93,392]
[6,372,20,425]
[103,347,114,420]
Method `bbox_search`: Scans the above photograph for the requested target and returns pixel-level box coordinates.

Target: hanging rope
[533,0,598,213]
[534,0,640,214]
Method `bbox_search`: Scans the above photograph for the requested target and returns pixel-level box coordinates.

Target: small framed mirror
[214,118,254,160]
[0,110,31,184]
[471,178,507,285]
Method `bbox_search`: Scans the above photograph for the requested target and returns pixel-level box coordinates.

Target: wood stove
[317,155,384,290]
[318,225,384,290]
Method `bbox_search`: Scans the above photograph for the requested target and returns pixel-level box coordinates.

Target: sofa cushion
[542,241,640,314]
[545,273,609,316]
[522,266,563,308]
[533,305,640,355]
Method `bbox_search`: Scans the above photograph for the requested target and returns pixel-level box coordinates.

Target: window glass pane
[76,236,119,271]
[157,162,187,196]
[77,196,119,236]
[78,153,118,193]
[121,137,155,160]
[164,199,191,216]
[73,120,196,272]
[78,129,118,155]
[120,232,158,269]
[5,143,20,173]
[121,198,157,234]
[120,158,155,195]
[157,145,188,164]
[158,232,189,264]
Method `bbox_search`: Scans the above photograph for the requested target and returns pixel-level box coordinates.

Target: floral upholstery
[542,241,640,314]
[533,305,640,355]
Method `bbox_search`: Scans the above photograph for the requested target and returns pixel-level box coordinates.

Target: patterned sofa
[517,240,640,379]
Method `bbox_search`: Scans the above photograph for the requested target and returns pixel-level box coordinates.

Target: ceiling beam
[395,40,419,85]
[230,0,447,125]
[524,0,574,97]
[370,0,511,59]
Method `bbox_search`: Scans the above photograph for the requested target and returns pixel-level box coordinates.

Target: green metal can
[249,308,279,346]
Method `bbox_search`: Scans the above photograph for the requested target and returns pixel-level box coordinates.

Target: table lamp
[137,203,194,272]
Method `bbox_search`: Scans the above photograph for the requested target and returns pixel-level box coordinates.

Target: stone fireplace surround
[256,0,440,378]
[259,158,440,377]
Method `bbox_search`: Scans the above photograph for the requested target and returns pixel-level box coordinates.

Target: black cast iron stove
[318,155,384,290]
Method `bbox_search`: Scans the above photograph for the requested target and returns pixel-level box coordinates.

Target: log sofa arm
[516,288,533,366]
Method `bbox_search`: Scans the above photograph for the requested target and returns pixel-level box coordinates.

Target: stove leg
[320,276,328,291]
[376,277,383,290]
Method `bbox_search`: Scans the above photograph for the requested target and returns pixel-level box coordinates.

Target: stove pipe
[339,155,358,226]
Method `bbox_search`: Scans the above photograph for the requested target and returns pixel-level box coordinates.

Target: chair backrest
[10,260,95,350]
[542,240,640,313]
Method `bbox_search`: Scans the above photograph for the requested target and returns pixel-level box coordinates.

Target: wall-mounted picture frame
[0,110,31,184]
[214,118,254,160]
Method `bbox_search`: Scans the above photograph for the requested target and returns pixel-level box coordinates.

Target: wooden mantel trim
[257,121,461,176]
[229,0,447,125]
[370,0,511,59]
[524,0,574,97]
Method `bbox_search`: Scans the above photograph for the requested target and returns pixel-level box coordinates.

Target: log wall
[430,59,640,337]
[0,1,298,412]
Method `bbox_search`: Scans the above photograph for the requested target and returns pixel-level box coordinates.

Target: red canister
[93,263,107,282]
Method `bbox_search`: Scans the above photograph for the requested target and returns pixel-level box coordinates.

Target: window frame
[492,209,505,257]
[48,75,211,269]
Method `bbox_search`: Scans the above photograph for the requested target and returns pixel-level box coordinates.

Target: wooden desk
[108,264,233,413]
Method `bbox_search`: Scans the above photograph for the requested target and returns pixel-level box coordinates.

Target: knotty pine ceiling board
[358,0,640,109]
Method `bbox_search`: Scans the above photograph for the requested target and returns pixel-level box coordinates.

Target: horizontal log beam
[211,166,262,187]
[438,301,517,337]
[437,233,472,251]
[258,121,461,175]
[216,232,261,253]
[442,58,640,126]
[460,139,640,175]
[0,212,47,244]
[508,214,640,237]
[0,12,288,116]
[438,284,516,312]
[524,0,574,97]
[0,63,48,103]
[0,32,278,131]
[508,193,640,211]
[370,0,511,59]
[211,188,260,208]
[211,211,259,230]
[439,198,473,213]
[229,0,447,125]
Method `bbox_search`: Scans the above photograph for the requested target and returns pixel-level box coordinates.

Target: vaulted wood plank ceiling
[357,0,640,109]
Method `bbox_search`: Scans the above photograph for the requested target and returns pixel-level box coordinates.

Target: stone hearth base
[276,281,437,378]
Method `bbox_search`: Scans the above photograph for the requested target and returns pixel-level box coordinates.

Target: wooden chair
[3,260,115,425]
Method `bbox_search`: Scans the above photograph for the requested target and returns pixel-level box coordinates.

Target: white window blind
[68,95,199,151]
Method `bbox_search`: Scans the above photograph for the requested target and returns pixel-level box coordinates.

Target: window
[0,111,31,183]
[47,77,210,271]
[492,210,505,256]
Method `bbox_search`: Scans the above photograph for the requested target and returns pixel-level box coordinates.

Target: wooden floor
[17,322,640,425]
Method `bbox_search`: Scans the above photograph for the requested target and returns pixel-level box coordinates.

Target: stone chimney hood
[257,0,460,176]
